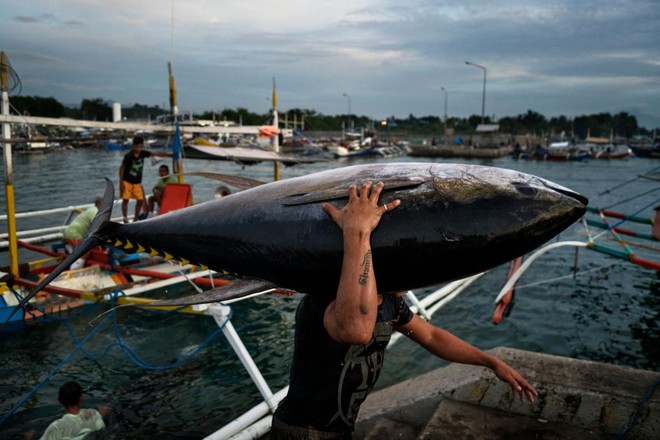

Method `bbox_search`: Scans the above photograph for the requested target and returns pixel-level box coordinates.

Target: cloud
[0,0,658,125]
[13,16,44,24]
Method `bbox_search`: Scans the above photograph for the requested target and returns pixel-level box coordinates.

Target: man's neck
[64,405,81,415]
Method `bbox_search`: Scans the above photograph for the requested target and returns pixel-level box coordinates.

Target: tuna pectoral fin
[179,172,265,190]
[145,279,278,307]
[283,177,426,206]
[1,179,115,329]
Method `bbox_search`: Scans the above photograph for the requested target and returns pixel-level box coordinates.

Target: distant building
[476,124,500,133]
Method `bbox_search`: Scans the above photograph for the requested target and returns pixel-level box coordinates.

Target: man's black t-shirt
[274,293,414,435]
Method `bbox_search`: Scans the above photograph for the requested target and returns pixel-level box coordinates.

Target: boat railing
[0,200,125,249]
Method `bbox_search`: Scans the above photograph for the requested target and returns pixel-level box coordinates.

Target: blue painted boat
[104,140,131,150]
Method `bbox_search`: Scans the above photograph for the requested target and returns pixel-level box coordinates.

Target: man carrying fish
[270,181,538,439]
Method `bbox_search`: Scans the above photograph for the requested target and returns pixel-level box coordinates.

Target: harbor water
[1,149,659,439]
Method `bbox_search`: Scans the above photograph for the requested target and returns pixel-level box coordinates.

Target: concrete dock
[408,144,513,159]
[355,347,660,439]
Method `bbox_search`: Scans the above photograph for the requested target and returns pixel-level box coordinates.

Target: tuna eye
[512,183,538,197]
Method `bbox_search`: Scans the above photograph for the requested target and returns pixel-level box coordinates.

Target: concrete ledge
[419,399,610,440]
[355,347,660,439]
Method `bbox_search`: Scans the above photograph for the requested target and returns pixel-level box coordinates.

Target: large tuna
[5,162,587,319]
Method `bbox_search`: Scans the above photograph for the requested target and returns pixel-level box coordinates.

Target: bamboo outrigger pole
[1,51,19,276]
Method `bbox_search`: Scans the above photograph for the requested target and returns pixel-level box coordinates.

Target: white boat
[586,142,633,159]
[372,142,411,158]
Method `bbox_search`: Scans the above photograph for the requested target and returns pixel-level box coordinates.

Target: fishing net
[0,52,22,95]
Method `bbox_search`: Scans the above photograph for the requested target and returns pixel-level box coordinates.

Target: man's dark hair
[159,164,169,172]
[58,381,83,407]
[133,136,144,146]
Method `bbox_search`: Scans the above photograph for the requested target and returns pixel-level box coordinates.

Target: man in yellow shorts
[119,136,152,223]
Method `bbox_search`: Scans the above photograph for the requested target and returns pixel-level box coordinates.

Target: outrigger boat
[0,208,229,330]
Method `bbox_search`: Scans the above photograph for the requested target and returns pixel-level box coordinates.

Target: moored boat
[630,138,660,158]
[523,142,590,161]
[0,238,224,331]
[585,142,633,159]
[102,139,132,150]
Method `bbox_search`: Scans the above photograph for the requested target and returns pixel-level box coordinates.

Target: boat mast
[168,0,183,183]
[1,51,19,276]
[272,77,280,181]
[168,61,183,184]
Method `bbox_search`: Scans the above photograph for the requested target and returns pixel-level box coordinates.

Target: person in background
[62,197,102,270]
[24,381,109,440]
[147,164,177,215]
[653,206,660,240]
[119,136,151,223]
[269,181,537,439]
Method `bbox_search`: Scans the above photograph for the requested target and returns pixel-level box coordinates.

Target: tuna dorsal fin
[282,177,426,206]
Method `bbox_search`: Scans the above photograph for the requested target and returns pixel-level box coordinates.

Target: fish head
[370,163,588,290]
[425,164,587,243]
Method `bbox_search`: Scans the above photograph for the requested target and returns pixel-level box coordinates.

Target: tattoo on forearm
[358,250,372,285]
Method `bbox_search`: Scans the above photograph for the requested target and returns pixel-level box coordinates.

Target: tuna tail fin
[1,179,115,329]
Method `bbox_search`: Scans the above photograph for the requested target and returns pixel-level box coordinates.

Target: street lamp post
[342,92,352,130]
[440,86,448,126]
[465,61,487,125]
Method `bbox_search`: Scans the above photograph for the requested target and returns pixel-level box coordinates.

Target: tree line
[9,95,657,139]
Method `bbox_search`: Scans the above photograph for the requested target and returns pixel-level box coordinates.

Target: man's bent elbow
[331,328,373,345]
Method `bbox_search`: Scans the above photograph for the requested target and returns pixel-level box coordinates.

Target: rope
[0,289,233,427]
[618,376,660,439]
[598,176,642,196]
[603,188,660,211]
[0,311,113,428]
[106,294,230,371]
[0,54,22,95]
[599,166,660,197]
[513,262,621,290]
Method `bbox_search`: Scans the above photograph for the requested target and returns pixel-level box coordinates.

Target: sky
[1,0,659,128]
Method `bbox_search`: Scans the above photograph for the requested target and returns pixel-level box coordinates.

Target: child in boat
[147,164,177,215]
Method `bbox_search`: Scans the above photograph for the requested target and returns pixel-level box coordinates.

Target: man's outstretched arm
[398,314,538,403]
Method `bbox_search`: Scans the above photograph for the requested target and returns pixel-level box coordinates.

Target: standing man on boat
[119,136,151,223]
[269,182,538,439]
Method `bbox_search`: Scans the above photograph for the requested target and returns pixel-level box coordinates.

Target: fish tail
[1,179,116,328]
